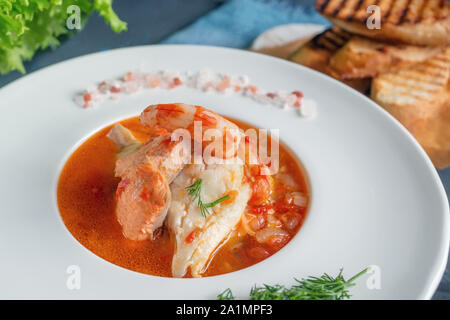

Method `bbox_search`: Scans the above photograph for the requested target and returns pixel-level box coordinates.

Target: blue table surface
[1,0,448,299]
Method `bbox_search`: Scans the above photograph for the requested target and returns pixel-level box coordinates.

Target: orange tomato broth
[57,116,309,277]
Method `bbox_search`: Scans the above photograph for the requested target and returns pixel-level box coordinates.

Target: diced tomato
[273,202,301,214]
[248,204,273,215]
[185,230,197,244]
[266,92,276,99]
[248,165,261,177]
[221,190,238,205]
[248,176,271,206]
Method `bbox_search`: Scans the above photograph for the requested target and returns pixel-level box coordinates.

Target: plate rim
[0,44,448,299]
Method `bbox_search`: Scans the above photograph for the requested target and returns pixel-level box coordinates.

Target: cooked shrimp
[109,104,271,241]
[141,103,244,159]
[141,103,272,205]
[140,103,240,138]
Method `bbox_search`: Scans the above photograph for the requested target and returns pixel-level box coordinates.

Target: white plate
[250,23,326,50]
[0,45,448,300]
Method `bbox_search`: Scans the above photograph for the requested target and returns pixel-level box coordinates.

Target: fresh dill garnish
[185,179,230,217]
[217,268,368,300]
[217,288,235,300]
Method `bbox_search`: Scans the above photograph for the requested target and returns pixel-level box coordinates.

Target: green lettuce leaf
[0,0,127,74]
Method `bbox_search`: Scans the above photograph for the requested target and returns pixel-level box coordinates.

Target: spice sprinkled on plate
[75,69,312,117]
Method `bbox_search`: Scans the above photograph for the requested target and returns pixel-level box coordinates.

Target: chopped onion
[249,215,265,231]
[229,241,243,253]
[242,213,266,236]
[281,213,301,230]
[266,215,282,228]
[247,247,270,260]
[291,192,307,207]
[255,228,289,244]
[277,173,298,188]
[241,213,256,236]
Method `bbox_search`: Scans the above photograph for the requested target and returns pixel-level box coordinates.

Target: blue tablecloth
[163,0,329,47]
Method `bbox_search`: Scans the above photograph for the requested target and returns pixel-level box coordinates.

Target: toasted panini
[371,47,450,131]
[316,0,450,46]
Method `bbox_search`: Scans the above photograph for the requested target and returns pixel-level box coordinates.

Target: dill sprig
[217,288,235,300]
[185,179,230,217]
[217,268,368,300]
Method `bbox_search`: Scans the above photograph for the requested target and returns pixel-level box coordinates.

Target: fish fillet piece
[167,163,251,277]
[115,165,170,241]
[110,127,190,240]
[115,133,189,183]
[107,124,141,158]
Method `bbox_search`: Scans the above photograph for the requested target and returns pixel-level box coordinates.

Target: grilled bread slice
[414,94,450,168]
[289,26,351,73]
[328,36,392,79]
[371,47,450,132]
[316,0,450,46]
[289,27,371,93]
[385,44,444,63]
[328,36,444,79]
